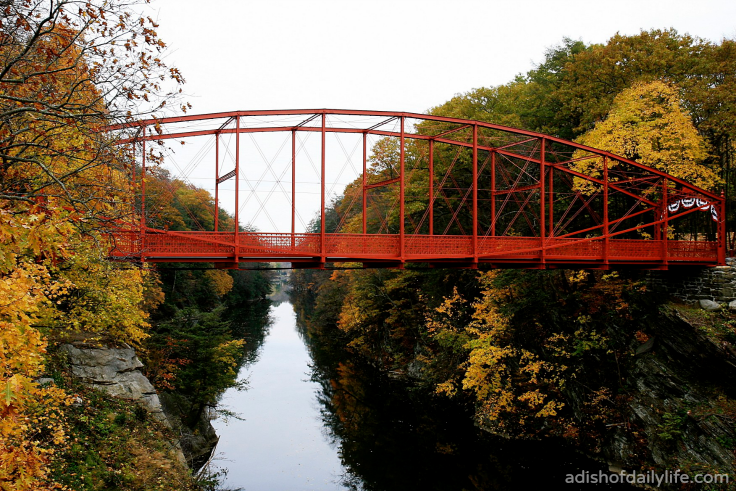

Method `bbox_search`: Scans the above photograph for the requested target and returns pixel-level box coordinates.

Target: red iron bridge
[109,109,725,269]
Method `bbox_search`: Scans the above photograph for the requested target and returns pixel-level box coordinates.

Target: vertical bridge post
[719,190,727,264]
[400,116,405,265]
[362,131,367,235]
[491,150,496,237]
[291,129,296,250]
[235,115,240,264]
[603,156,609,267]
[321,112,326,267]
[472,124,478,267]
[140,126,146,261]
[540,137,546,265]
[663,178,669,268]
[429,140,434,236]
[215,132,219,232]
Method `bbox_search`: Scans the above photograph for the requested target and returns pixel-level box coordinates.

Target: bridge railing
[109,230,718,265]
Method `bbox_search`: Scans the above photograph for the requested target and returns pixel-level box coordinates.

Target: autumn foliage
[0,1,187,488]
[573,80,719,194]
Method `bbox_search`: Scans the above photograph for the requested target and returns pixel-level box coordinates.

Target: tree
[429,38,590,139]
[153,307,245,426]
[0,0,187,213]
[573,80,719,194]
[546,29,710,136]
[0,2,187,488]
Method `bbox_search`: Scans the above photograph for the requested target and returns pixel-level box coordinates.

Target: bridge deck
[109,231,718,268]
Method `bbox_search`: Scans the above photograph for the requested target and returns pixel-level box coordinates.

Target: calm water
[212,301,635,491]
[213,302,344,489]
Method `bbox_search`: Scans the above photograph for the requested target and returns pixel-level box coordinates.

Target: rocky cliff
[58,341,219,470]
[59,343,168,422]
[596,305,736,479]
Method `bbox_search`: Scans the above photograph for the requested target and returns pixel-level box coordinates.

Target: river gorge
[209,297,636,490]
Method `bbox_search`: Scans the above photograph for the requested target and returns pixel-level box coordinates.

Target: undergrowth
[45,352,200,491]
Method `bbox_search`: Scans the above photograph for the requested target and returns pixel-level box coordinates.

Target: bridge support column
[321,112,326,266]
[215,132,219,232]
[292,129,296,250]
[235,116,240,265]
[663,178,669,268]
[472,124,478,268]
[429,140,434,236]
[548,161,554,238]
[491,151,496,237]
[603,156,609,268]
[140,127,146,261]
[540,138,546,266]
[362,131,367,235]
[719,190,727,265]
[400,116,405,264]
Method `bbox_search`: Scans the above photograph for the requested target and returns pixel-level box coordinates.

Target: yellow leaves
[204,269,233,297]
[212,339,245,372]
[428,286,467,333]
[566,270,588,285]
[0,198,155,488]
[43,236,151,345]
[572,80,720,193]
[0,202,77,488]
[435,380,457,397]
[338,296,368,333]
[0,375,72,489]
[462,341,514,400]
[425,271,571,433]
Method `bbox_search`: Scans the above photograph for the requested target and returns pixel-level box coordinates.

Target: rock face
[60,341,220,472]
[596,307,736,478]
[158,392,220,472]
[60,342,188,467]
[60,343,168,423]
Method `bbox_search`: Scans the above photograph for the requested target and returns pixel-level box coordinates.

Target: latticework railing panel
[546,239,603,258]
[110,231,719,264]
[326,234,399,256]
[609,240,662,259]
[406,236,472,256]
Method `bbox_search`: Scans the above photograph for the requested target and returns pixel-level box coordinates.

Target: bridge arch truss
[110,109,726,269]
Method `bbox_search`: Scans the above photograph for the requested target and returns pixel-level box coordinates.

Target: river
[211,300,635,490]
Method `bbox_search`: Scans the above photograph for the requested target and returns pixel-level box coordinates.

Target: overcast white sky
[151,0,736,115]
[145,0,736,232]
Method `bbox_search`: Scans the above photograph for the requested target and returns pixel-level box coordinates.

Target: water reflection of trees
[291,289,633,491]
[227,300,274,369]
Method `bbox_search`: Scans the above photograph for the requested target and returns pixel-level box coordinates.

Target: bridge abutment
[648,258,736,304]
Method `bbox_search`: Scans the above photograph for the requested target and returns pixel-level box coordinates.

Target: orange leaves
[0,374,73,490]
[0,202,78,490]
[1,0,187,222]
[0,191,153,490]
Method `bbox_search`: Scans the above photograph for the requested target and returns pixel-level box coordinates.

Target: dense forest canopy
[429,30,735,243]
